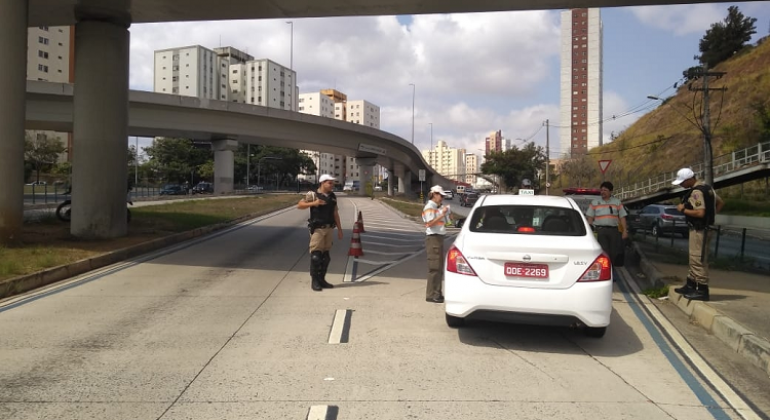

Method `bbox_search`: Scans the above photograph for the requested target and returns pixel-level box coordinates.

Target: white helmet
[521,178,532,187]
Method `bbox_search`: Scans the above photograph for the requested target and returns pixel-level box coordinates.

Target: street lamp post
[246,144,251,189]
[409,83,415,144]
[286,21,293,70]
[429,122,433,150]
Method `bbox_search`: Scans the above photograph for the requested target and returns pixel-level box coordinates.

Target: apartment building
[27,25,73,163]
[560,8,603,156]
[465,153,479,185]
[298,92,341,183]
[485,130,503,155]
[422,141,466,182]
[229,58,297,111]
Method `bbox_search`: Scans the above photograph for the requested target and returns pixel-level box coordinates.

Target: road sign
[418,169,426,181]
[598,160,612,174]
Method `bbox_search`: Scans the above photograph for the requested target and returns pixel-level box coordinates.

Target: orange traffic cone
[348,221,364,257]
[357,211,365,233]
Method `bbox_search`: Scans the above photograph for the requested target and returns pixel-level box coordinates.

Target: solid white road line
[328,309,352,344]
[619,267,762,420]
[362,234,424,243]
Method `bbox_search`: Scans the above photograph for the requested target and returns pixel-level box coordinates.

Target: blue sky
[127,3,770,159]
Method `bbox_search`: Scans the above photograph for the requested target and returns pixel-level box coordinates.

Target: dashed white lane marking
[307,405,339,420]
[328,309,352,344]
[618,267,762,420]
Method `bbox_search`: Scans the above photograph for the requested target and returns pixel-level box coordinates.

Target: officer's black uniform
[308,191,338,291]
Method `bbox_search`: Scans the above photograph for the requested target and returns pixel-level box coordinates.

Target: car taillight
[578,254,612,282]
[661,214,674,220]
[446,246,477,276]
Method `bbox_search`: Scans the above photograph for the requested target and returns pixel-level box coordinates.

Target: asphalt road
[0,198,755,420]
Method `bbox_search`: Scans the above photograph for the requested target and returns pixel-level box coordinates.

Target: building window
[38,64,48,73]
[38,37,49,45]
[38,50,49,59]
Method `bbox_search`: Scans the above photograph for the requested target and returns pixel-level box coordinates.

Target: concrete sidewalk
[635,249,770,378]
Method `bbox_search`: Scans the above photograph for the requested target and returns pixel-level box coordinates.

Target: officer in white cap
[422,185,450,303]
[297,174,343,291]
[671,168,724,301]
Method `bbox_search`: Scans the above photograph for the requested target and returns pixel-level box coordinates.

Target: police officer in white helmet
[297,174,343,291]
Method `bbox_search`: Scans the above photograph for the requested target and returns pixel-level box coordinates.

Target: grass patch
[381,198,424,218]
[1,194,300,283]
[719,199,770,217]
[643,284,670,299]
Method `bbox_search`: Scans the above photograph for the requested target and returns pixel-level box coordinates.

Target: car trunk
[460,233,601,290]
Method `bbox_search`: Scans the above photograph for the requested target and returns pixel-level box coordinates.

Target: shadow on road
[455,308,644,358]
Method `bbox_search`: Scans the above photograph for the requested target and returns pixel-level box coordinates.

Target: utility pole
[687,63,726,187]
[545,120,551,195]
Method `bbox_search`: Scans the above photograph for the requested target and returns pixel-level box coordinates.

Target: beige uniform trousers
[425,235,445,299]
[688,229,712,285]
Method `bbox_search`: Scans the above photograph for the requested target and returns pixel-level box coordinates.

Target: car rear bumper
[444,273,613,327]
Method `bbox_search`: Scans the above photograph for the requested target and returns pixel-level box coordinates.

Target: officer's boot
[684,283,709,301]
[317,251,334,289]
[310,251,323,291]
[674,277,696,295]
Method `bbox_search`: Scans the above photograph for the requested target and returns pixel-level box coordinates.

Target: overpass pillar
[396,169,406,196]
[0,0,27,243]
[71,16,131,239]
[404,170,417,200]
[358,163,374,197]
[212,139,237,194]
[387,168,394,196]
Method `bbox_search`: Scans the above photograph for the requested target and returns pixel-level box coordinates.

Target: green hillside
[566,37,770,200]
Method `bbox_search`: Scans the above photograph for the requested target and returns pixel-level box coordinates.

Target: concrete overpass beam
[71,16,131,239]
[0,0,27,243]
[212,139,238,194]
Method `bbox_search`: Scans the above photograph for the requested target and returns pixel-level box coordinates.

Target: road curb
[632,246,770,378]
[0,205,293,301]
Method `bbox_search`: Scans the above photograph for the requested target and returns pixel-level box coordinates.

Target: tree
[245,145,316,187]
[480,143,546,192]
[559,154,597,188]
[698,6,757,68]
[24,132,66,183]
[143,137,213,184]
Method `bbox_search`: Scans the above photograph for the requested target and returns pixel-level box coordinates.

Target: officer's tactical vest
[309,192,337,227]
[682,184,715,230]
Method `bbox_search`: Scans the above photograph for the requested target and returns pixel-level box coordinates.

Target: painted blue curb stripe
[0,208,290,315]
[615,268,731,420]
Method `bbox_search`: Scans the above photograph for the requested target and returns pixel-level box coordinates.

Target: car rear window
[664,208,682,215]
[468,205,587,236]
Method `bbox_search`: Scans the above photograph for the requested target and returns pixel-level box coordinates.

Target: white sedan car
[444,195,613,338]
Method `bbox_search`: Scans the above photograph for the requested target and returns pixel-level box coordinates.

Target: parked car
[374,185,383,191]
[444,194,613,338]
[443,190,454,199]
[628,204,688,237]
[460,192,480,207]
[192,182,213,194]
[159,184,186,195]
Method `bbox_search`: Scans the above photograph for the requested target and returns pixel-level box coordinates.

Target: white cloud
[628,4,726,35]
[127,11,561,154]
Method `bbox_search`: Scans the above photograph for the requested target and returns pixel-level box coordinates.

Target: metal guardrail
[616,141,769,200]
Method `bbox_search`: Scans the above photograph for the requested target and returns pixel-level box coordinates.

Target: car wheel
[445,313,465,328]
[584,326,606,338]
[651,224,660,237]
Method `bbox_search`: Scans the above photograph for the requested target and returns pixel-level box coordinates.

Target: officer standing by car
[423,185,450,303]
[297,174,343,292]
[671,168,724,301]
[586,181,628,267]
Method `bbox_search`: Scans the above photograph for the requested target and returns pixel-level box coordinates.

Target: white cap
[429,185,447,196]
[319,174,336,183]
[672,168,695,186]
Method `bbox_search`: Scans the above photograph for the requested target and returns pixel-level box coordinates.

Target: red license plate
[504,263,549,279]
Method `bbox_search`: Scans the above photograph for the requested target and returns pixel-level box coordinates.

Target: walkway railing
[616,141,769,200]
